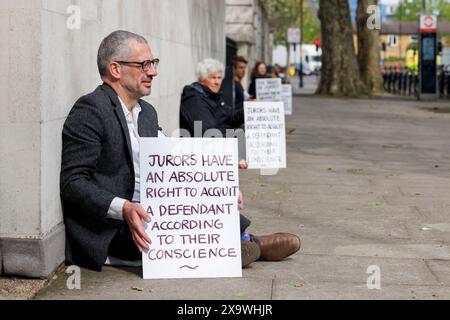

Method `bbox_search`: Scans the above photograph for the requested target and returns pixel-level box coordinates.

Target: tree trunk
[357,0,383,92]
[317,0,368,96]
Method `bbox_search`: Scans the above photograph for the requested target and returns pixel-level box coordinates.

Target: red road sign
[420,14,437,32]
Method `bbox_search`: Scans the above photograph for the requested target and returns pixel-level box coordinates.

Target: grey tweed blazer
[60,83,159,271]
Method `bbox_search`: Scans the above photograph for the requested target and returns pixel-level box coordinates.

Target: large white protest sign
[282,84,293,115]
[244,101,287,169]
[140,138,242,279]
[256,78,282,101]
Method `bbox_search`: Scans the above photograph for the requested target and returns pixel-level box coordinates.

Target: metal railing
[382,69,419,97]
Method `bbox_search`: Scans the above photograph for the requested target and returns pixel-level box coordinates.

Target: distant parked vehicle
[301,45,322,74]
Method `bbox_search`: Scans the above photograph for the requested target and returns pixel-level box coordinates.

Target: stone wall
[225,0,272,88]
[0,0,225,277]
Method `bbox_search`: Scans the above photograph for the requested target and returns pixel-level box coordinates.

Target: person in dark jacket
[231,56,250,119]
[221,55,250,117]
[180,58,244,137]
[248,61,268,99]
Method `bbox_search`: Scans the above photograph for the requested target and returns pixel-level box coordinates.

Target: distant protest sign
[256,78,282,101]
[244,101,287,169]
[282,84,293,115]
[140,138,242,279]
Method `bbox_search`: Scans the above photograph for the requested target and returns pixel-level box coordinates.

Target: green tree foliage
[263,0,321,45]
[394,0,450,22]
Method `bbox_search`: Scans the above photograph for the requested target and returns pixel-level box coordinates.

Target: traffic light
[314,39,321,52]
[438,41,443,55]
[381,42,386,52]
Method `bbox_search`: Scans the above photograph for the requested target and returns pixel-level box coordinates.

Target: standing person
[230,56,250,159]
[248,61,268,99]
[232,56,251,116]
[180,58,301,267]
[60,30,161,271]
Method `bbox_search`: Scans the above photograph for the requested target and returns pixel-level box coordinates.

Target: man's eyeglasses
[115,59,160,72]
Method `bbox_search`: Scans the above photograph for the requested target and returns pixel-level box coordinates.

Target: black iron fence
[382,67,450,99]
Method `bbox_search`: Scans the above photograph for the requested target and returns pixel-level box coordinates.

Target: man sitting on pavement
[61,30,299,271]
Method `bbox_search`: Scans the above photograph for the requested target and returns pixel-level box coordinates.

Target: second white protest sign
[244,101,287,170]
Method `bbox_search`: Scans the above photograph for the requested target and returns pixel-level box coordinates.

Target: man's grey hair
[97,30,148,78]
[196,58,224,81]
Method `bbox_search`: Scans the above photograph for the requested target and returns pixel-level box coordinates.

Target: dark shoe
[241,240,261,268]
[252,233,301,261]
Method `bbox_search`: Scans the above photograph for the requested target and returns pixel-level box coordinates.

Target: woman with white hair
[179,58,244,136]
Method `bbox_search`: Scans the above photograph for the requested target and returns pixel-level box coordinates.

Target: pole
[399,0,402,69]
[299,0,304,88]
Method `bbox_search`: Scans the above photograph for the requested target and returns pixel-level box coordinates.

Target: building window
[388,35,398,47]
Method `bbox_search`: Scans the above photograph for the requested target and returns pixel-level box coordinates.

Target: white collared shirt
[107,98,142,220]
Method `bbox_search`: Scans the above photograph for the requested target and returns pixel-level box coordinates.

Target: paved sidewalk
[32,94,450,300]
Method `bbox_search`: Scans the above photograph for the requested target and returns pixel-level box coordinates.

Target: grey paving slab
[36,266,272,300]
[397,186,450,198]
[334,243,450,260]
[426,260,450,285]
[248,254,439,287]
[383,195,450,207]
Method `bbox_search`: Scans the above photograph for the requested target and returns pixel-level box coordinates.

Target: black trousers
[108,222,141,261]
[108,214,252,260]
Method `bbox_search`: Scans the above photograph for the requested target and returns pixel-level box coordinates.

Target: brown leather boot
[251,233,301,261]
[241,240,261,268]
